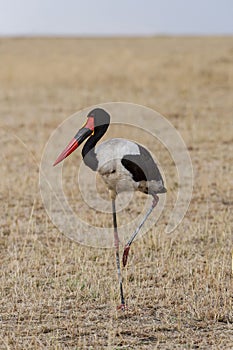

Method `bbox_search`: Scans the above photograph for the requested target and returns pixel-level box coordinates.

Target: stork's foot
[117,303,128,311]
[122,245,130,267]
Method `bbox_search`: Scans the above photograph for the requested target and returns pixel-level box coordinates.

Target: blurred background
[0,0,232,36]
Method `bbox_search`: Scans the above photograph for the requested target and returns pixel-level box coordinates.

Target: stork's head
[53,108,110,166]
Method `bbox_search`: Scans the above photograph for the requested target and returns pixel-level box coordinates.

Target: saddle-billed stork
[54,108,166,310]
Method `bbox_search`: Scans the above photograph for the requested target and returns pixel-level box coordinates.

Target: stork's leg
[111,195,125,310]
[122,194,159,267]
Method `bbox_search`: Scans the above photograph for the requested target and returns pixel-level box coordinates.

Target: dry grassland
[0,37,233,349]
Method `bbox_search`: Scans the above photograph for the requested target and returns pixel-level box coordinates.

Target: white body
[96,138,164,195]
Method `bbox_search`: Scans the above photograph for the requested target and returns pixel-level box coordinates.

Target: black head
[53,108,110,166]
[87,108,110,129]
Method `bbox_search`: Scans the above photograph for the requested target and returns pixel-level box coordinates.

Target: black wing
[121,144,163,183]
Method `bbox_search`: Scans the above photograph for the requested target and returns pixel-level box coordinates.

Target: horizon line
[0,32,232,39]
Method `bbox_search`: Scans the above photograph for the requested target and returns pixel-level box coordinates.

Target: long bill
[53,117,94,166]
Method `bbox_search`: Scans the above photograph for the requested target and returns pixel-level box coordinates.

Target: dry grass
[0,37,233,349]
